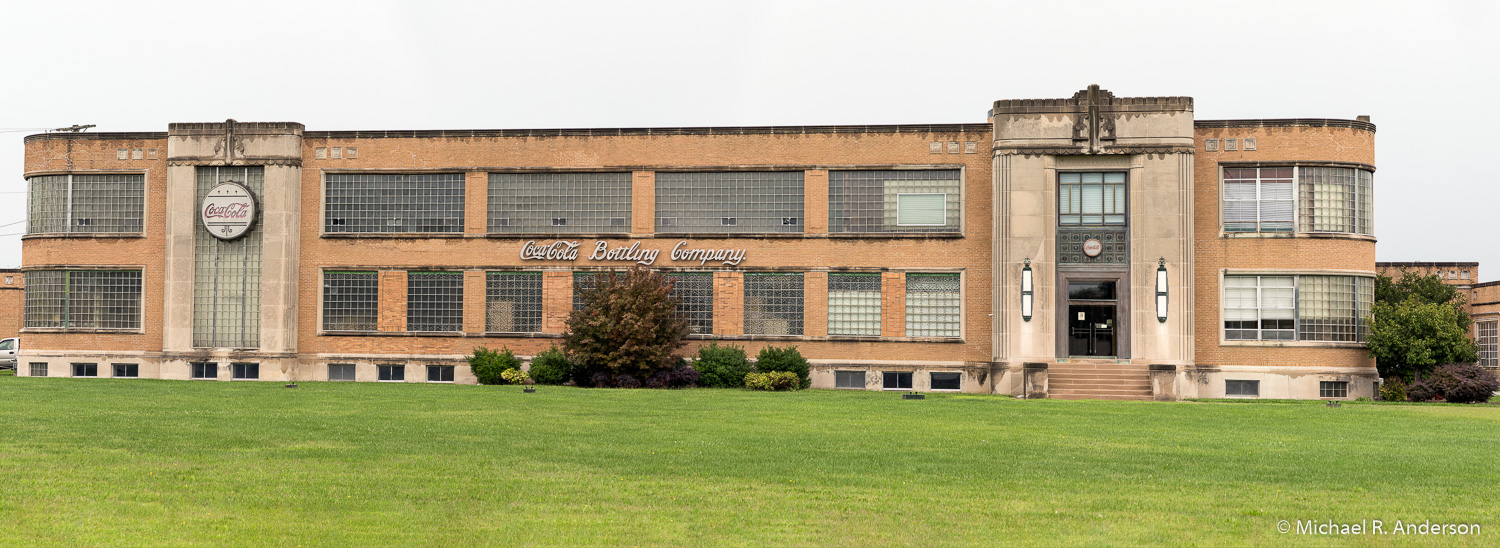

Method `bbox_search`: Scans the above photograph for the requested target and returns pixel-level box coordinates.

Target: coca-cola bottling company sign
[201,182,257,240]
[520,240,747,266]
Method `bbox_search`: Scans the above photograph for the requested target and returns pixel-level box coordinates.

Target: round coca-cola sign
[1082,238,1103,257]
[201,182,257,240]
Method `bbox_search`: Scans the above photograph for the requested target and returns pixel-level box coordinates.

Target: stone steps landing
[1046,361,1154,401]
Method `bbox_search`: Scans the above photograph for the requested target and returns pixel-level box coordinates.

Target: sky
[1,0,1496,277]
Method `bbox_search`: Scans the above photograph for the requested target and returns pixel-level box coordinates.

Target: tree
[1368,270,1478,380]
[563,268,689,380]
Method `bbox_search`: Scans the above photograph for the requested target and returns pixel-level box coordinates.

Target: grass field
[1,377,1497,546]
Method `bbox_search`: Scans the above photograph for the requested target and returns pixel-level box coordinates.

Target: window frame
[1478,320,1498,367]
[26,172,147,236]
[904,272,962,339]
[231,362,259,380]
[112,363,139,378]
[406,271,464,333]
[322,172,466,235]
[327,363,356,382]
[486,172,632,234]
[834,370,866,389]
[743,272,804,336]
[1221,272,1374,345]
[1220,167,1295,234]
[1224,379,1260,397]
[23,269,145,332]
[29,362,48,377]
[485,271,544,334]
[882,371,914,390]
[827,273,881,337]
[827,168,964,234]
[71,362,98,378]
[654,171,805,235]
[378,364,405,382]
[1057,171,1128,226]
[322,270,379,332]
[1319,381,1349,399]
[1218,165,1375,237]
[929,371,962,391]
[190,362,216,380]
[427,365,455,383]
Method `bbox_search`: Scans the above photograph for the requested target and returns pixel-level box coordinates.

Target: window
[835,370,866,389]
[573,272,599,312]
[232,362,259,380]
[113,364,138,378]
[906,273,961,338]
[323,271,378,331]
[1222,168,1294,232]
[667,273,714,334]
[930,372,961,390]
[1479,321,1497,367]
[486,272,543,333]
[656,172,803,234]
[24,270,143,330]
[1297,276,1374,342]
[324,173,464,233]
[828,274,881,336]
[882,371,913,390]
[27,174,145,234]
[0,339,12,351]
[829,170,961,233]
[191,362,216,379]
[378,364,405,381]
[1223,276,1295,340]
[744,273,803,336]
[328,364,356,381]
[427,365,455,383]
[1319,381,1348,398]
[71,363,97,377]
[488,173,631,233]
[29,363,47,377]
[1299,167,1373,235]
[1225,379,1259,397]
[1058,172,1126,225]
[407,272,463,332]
[194,166,262,348]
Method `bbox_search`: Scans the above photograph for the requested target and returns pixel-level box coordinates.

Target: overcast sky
[1,1,1495,278]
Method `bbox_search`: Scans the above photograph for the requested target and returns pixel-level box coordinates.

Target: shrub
[670,364,700,388]
[644,370,672,389]
[1407,364,1500,403]
[528,346,572,385]
[755,346,810,389]
[564,268,689,380]
[1379,378,1407,402]
[694,343,751,388]
[614,374,642,389]
[501,368,531,385]
[590,371,612,388]
[745,371,800,391]
[468,346,522,385]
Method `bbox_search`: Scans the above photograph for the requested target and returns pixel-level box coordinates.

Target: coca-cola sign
[201,182,257,240]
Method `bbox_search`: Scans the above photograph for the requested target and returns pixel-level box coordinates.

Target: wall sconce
[1021,258,1034,322]
[1156,257,1168,323]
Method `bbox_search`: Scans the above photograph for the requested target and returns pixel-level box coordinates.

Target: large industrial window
[1478,321,1497,367]
[828,273,881,336]
[656,172,804,234]
[1299,167,1373,235]
[24,270,143,330]
[27,174,145,234]
[744,272,803,336]
[322,271,378,331]
[1058,172,1126,225]
[573,272,599,312]
[1222,167,1294,232]
[194,166,262,348]
[1223,276,1296,340]
[905,273,960,338]
[667,272,714,334]
[828,170,961,233]
[488,172,631,234]
[407,272,463,332]
[325,173,465,233]
[1223,274,1372,342]
[486,272,543,333]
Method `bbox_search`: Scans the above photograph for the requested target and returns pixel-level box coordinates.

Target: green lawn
[1,378,1497,547]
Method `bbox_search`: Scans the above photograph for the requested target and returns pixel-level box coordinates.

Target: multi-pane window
[882,371,913,390]
[1319,381,1348,398]
[656,172,803,234]
[328,364,356,381]
[744,273,803,336]
[27,174,145,234]
[407,272,463,332]
[113,364,138,378]
[1224,274,1373,342]
[930,372,962,390]
[1477,321,1497,367]
[488,173,631,233]
[378,364,405,381]
[72,363,98,377]
[1225,379,1260,397]
[194,166,262,348]
[905,274,960,338]
[835,370,866,389]
[486,272,543,333]
[829,170,962,233]
[322,271,378,331]
[428,365,455,383]
[1058,172,1126,225]
[828,274,881,336]
[24,270,143,330]
[191,362,215,379]
[667,273,714,334]
[325,173,465,233]
[30,363,47,377]
[573,272,599,312]
[1300,167,1374,235]
[1222,168,1294,232]
[232,362,259,380]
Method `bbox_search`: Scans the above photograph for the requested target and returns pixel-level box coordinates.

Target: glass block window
[486,272,543,333]
[828,170,961,233]
[882,371,913,390]
[407,272,463,332]
[1222,167,1294,232]
[72,363,98,377]
[428,365,455,383]
[488,172,631,233]
[328,364,356,381]
[573,272,599,312]
[1298,276,1374,343]
[1059,172,1126,225]
[24,270,143,329]
[930,372,961,390]
[113,363,138,378]
[828,273,881,336]
[378,364,405,381]
[1299,167,1373,235]
[744,272,803,336]
[322,271,378,331]
[1319,381,1348,398]
[27,174,145,234]
[191,362,216,379]
[1478,321,1497,367]
[194,166,263,348]
[905,273,960,338]
[232,362,259,380]
[656,172,803,234]
[325,173,465,233]
[30,363,47,377]
[667,273,714,334]
[1225,379,1259,397]
[835,370,866,389]
[1223,276,1295,340]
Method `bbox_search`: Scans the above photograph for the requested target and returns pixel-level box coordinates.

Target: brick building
[16,86,1381,399]
[1377,261,1499,369]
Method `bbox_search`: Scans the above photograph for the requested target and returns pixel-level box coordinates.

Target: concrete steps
[1046,361,1154,400]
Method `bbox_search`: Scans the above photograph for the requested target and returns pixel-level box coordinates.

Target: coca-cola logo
[204,202,251,220]
[201,182,257,240]
[1083,238,1103,257]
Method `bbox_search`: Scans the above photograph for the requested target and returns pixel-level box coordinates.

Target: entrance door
[1068,305,1116,356]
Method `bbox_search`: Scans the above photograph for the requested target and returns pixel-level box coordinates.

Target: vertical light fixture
[1021,258,1034,322]
[1156,257,1169,323]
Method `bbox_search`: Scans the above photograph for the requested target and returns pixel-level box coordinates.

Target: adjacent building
[1378,261,1499,369]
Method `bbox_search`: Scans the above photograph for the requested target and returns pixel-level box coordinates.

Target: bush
[1407,364,1500,403]
[694,343,751,388]
[745,371,801,391]
[1379,378,1407,402]
[501,368,531,385]
[528,346,572,385]
[468,346,522,385]
[670,364,700,388]
[614,374,642,389]
[590,371,612,388]
[564,268,689,380]
[755,346,810,389]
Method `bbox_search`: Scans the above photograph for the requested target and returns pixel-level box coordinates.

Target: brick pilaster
[378,270,407,332]
[715,271,743,336]
[542,271,573,333]
[804,170,828,234]
[632,171,655,235]
[466,171,487,234]
[881,272,906,338]
[805,271,829,337]
[463,270,485,333]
